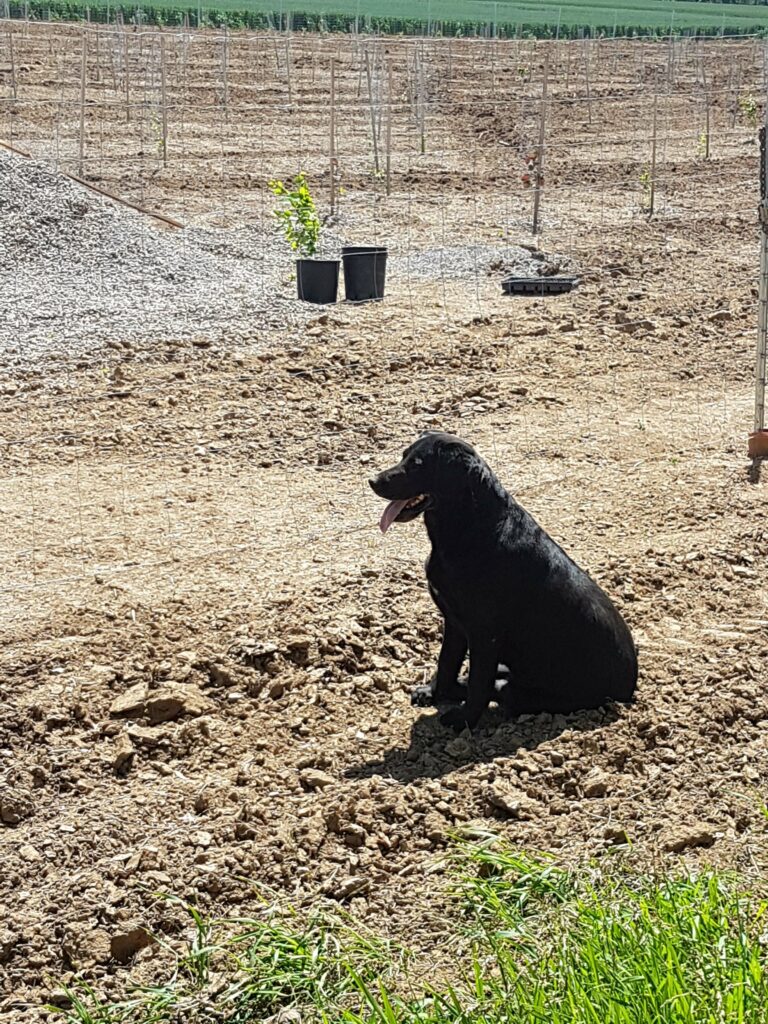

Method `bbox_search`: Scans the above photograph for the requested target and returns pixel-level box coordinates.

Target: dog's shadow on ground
[345,704,621,784]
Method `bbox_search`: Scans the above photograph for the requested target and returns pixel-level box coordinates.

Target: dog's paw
[411,684,436,707]
[439,706,474,733]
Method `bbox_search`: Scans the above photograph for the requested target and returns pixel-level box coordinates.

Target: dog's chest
[426,551,479,615]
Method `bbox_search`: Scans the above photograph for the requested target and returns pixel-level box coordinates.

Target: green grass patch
[50,838,768,1024]
[10,0,768,37]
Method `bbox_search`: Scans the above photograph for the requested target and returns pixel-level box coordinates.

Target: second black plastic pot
[296,259,339,304]
[342,245,387,302]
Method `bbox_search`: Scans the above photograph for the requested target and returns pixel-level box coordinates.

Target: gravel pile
[0,152,310,369]
[0,154,575,372]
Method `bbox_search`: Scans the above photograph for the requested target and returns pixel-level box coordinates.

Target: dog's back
[425,457,637,712]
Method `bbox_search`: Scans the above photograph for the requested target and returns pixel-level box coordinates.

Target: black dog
[369,433,637,732]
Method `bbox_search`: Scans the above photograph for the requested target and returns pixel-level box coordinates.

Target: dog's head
[369,432,481,533]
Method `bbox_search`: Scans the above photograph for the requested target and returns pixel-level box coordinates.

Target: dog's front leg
[412,618,467,707]
[440,644,496,732]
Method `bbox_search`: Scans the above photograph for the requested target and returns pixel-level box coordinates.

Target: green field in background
[13,0,768,35]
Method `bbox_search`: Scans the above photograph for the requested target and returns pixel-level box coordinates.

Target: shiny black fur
[370,433,638,732]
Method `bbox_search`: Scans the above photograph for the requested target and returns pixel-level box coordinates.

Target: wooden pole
[531,52,548,235]
[123,20,131,124]
[329,56,336,215]
[386,58,393,196]
[754,92,768,450]
[649,91,658,216]
[222,26,229,120]
[8,29,17,101]
[364,47,380,176]
[78,31,87,177]
[160,32,168,167]
[583,36,592,126]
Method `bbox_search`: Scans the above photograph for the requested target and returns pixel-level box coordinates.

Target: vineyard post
[222,27,230,120]
[8,28,16,100]
[329,56,336,215]
[284,28,292,106]
[583,35,592,125]
[386,58,393,196]
[419,40,426,154]
[160,32,168,167]
[648,90,658,217]
[754,125,768,460]
[702,62,710,161]
[532,52,548,236]
[364,46,380,176]
[122,18,131,124]
[78,30,87,177]
[565,37,571,91]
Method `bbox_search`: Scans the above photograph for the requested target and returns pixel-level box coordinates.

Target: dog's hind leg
[411,618,467,707]
[440,645,496,732]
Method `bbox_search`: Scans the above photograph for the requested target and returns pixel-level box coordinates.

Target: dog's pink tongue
[379,499,409,534]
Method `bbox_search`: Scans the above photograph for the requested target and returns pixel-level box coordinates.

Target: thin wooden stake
[123,20,131,124]
[329,56,336,215]
[160,32,168,167]
[648,91,658,216]
[386,59,393,196]
[8,29,17,100]
[78,31,87,177]
[531,53,548,235]
[583,36,592,125]
[702,62,710,161]
[222,27,229,120]
[364,47,380,176]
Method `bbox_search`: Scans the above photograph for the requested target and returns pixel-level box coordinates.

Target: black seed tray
[502,276,579,296]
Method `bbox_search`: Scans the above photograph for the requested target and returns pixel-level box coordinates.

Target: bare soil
[1,25,768,1020]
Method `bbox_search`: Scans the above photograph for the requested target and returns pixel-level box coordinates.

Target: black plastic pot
[296,258,339,304]
[342,245,387,302]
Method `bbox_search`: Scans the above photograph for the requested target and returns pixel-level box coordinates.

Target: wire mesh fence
[0,21,761,638]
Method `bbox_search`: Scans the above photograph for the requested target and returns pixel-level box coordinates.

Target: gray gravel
[389,243,574,282]
[1,153,575,373]
[0,152,309,370]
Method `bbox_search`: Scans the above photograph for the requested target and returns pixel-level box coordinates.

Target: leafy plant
[269,173,321,258]
[739,93,759,128]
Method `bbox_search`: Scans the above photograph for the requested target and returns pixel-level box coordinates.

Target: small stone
[112,733,135,776]
[110,682,149,717]
[342,823,367,848]
[194,831,213,848]
[299,768,335,791]
[145,685,213,724]
[331,876,369,901]
[662,825,715,853]
[0,788,34,825]
[583,769,611,798]
[63,927,112,966]
[486,784,537,819]
[0,929,19,964]
[19,843,41,862]
[110,925,155,964]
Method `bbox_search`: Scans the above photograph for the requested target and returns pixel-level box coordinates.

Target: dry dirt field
[1,24,768,1020]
